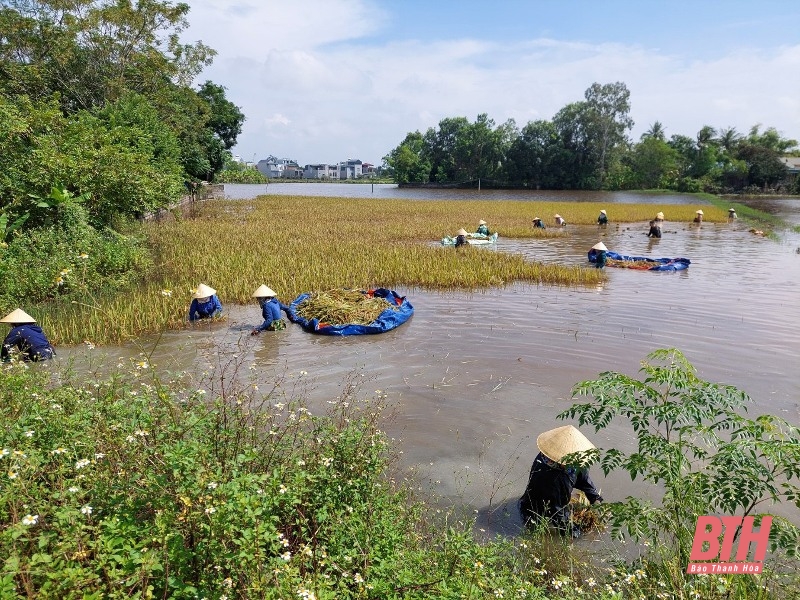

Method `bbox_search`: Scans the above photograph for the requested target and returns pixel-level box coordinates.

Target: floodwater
[61,184,800,542]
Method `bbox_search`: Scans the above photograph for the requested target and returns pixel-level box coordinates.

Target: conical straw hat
[0,308,36,324]
[193,283,216,298]
[554,214,562,218]
[656,212,664,219]
[478,220,486,225]
[729,208,736,212]
[592,242,607,251]
[252,284,276,298]
[537,425,595,463]
[696,209,704,215]
[533,217,541,221]
[600,209,606,215]
[457,228,468,236]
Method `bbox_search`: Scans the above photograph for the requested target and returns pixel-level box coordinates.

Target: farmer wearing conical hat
[591,242,608,269]
[728,207,738,221]
[532,217,546,229]
[519,425,603,537]
[1,308,55,362]
[454,228,469,248]
[554,213,566,227]
[597,209,608,225]
[476,219,490,236]
[188,283,223,322]
[693,209,704,224]
[251,284,289,334]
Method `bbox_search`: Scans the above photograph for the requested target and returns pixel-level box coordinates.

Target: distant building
[781,156,800,175]
[361,162,377,177]
[303,164,339,179]
[339,159,362,180]
[256,156,301,178]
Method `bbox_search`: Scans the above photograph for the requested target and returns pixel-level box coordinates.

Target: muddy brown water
[60,185,800,544]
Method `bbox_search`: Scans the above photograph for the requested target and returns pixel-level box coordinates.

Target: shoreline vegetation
[2,348,797,598]
[13,195,756,346]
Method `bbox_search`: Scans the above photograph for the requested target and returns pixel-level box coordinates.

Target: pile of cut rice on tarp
[606,258,660,270]
[294,289,398,326]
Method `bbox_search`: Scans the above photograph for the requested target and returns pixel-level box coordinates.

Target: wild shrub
[562,348,800,598]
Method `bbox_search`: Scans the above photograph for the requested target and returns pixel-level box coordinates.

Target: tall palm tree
[642,121,666,141]
[718,127,743,153]
[697,125,716,148]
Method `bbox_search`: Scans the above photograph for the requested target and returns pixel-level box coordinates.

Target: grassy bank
[24,196,727,345]
[2,351,797,598]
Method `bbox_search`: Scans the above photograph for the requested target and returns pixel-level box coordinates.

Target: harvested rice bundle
[570,490,606,533]
[295,289,397,326]
[606,258,659,270]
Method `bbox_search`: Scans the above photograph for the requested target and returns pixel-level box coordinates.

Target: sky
[181,0,800,167]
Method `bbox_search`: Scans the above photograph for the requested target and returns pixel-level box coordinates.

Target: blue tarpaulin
[588,249,691,271]
[287,288,414,336]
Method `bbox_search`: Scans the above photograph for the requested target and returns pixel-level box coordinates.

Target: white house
[339,159,363,180]
[303,164,339,179]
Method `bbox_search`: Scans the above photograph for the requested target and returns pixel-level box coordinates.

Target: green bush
[562,348,800,598]
[215,167,268,184]
[0,207,150,312]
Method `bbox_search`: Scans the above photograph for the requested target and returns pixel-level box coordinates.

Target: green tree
[583,81,634,187]
[505,120,563,188]
[746,124,798,154]
[197,81,245,151]
[423,116,471,183]
[642,121,666,142]
[0,0,215,112]
[625,136,680,189]
[0,94,184,225]
[552,101,598,189]
[562,348,800,580]
[382,131,431,184]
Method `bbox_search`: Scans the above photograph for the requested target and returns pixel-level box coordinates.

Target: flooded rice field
[61,186,800,540]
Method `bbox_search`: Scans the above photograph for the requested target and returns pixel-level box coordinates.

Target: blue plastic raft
[588,249,691,271]
[286,288,414,335]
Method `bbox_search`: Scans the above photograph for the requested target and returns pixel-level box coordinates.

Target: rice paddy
[37,196,724,344]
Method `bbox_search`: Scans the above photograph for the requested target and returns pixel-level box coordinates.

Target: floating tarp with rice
[588,249,690,271]
[286,288,414,336]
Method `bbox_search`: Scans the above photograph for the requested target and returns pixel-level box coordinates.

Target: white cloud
[182,2,800,165]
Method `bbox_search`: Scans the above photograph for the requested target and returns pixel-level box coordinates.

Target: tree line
[0,0,245,230]
[383,82,800,194]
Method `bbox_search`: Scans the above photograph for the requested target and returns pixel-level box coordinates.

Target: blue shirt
[2,324,55,361]
[257,298,288,331]
[476,224,490,235]
[189,295,223,321]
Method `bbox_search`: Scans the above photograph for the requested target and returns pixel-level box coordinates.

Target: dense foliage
[0,0,245,221]
[0,0,246,312]
[215,156,269,184]
[383,82,799,194]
